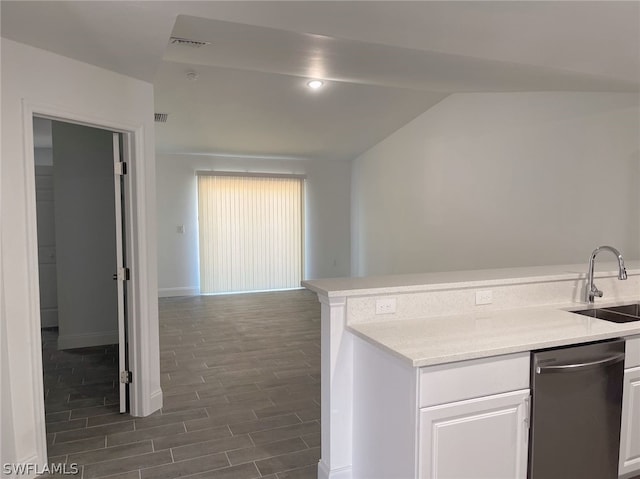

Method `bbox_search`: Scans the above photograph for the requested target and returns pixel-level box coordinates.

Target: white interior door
[112,133,127,413]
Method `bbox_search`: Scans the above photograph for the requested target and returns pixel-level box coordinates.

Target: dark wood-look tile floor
[40,289,321,479]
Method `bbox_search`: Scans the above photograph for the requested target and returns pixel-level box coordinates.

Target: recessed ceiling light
[307,80,324,90]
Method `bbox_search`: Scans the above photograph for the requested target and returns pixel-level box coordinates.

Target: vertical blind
[197,173,304,294]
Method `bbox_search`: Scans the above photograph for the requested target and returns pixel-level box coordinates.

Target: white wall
[156,154,351,296]
[35,165,58,328]
[52,122,119,349]
[35,122,58,328]
[1,38,161,470]
[352,92,640,276]
[0,249,16,476]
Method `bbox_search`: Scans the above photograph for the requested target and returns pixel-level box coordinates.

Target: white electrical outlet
[475,290,493,305]
[375,297,397,315]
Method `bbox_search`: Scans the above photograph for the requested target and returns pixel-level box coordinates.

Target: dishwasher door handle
[536,352,625,374]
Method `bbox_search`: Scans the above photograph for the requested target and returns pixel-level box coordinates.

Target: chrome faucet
[585,245,627,303]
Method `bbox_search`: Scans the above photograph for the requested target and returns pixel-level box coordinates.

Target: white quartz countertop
[303,261,640,297]
[305,261,640,367]
[348,304,640,367]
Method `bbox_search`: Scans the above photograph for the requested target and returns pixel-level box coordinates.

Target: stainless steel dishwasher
[528,338,625,479]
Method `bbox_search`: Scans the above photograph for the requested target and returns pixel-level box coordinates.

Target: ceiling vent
[169,36,210,48]
[155,113,169,123]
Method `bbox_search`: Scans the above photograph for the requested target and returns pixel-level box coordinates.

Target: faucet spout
[585,245,627,304]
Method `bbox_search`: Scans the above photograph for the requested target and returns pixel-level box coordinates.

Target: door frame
[21,99,155,463]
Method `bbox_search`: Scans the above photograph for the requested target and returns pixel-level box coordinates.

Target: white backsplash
[347,274,640,324]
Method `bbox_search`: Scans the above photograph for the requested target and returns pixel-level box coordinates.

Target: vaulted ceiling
[3,1,639,161]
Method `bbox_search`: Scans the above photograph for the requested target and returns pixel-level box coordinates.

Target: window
[197,172,305,294]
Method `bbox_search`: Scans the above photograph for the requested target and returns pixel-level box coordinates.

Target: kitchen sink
[572,303,640,323]
[601,303,640,316]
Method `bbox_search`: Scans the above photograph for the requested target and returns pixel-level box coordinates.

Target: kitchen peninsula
[303,262,640,479]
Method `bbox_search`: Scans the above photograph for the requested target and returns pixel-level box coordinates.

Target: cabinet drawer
[419,352,529,407]
[626,335,640,369]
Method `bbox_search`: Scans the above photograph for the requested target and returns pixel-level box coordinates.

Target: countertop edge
[303,263,640,298]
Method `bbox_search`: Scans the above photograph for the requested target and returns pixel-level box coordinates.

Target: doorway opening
[33,117,131,445]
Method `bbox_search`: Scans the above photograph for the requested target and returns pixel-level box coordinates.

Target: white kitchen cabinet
[352,335,530,479]
[620,336,640,477]
[419,389,530,479]
[352,332,640,479]
[619,366,640,477]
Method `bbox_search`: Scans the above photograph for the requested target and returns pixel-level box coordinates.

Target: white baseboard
[148,388,163,415]
[130,386,163,417]
[5,453,42,479]
[57,330,118,350]
[39,310,58,328]
[318,460,352,479]
[158,287,199,298]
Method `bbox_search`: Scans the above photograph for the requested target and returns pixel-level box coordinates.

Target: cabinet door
[419,389,530,479]
[620,367,640,477]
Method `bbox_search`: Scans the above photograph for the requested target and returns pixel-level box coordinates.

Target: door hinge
[120,370,132,384]
[115,162,127,175]
[115,267,130,281]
